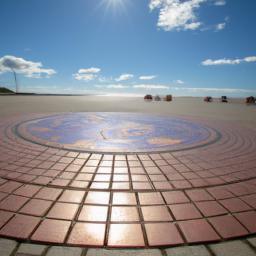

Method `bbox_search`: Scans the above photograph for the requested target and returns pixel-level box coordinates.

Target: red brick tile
[195,201,228,217]
[32,219,71,243]
[240,194,256,208]
[207,187,234,200]
[162,191,190,204]
[90,182,109,189]
[178,219,220,243]
[169,203,202,220]
[142,206,172,221]
[112,182,130,190]
[0,210,14,228]
[0,214,40,239]
[59,190,85,203]
[47,202,79,220]
[0,181,22,193]
[133,182,152,190]
[108,224,145,247]
[234,211,256,232]
[138,192,165,205]
[172,180,192,189]
[111,206,139,222]
[220,198,251,213]
[14,184,41,197]
[94,174,111,182]
[0,195,29,211]
[35,187,62,201]
[68,222,105,246]
[112,192,137,205]
[69,181,89,188]
[20,199,52,216]
[78,205,108,222]
[186,189,214,201]
[85,191,110,205]
[145,223,183,246]
[209,215,248,239]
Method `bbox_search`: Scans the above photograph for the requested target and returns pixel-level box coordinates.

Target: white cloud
[216,22,226,31]
[133,84,169,90]
[174,79,185,84]
[202,56,256,66]
[214,0,226,6]
[244,56,256,62]
[73,73,97,81]
[73,67,101,81]
[78,67,101,74]
[115,73,134,82]
[149,0,205,31]
[106,84,128,89]
[0,55,56,78]
[139,75,156,80]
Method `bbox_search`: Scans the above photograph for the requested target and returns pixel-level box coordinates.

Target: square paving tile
[68,222,106,246]
[19,199,53,216]
[186,189,214,201]
[0,210,14,228]
[32,219,71,243]
[234,211,256,233]
[0,195,29,211]
[195,201,228,217]
[47,202,79,220]
[207,187,234,200]
[219,198,252,213]
[111,206,139,222]
[169,203,202,220]
[178,219,220,243]
[162,191,190,204]
[240,194,256,208]
[145,223,183,246]
[108,224,145,247]
[85,192,110,205]
[142,206,172,221]
[138,192,165,205]
[0,214,40,239]
[58,190,85,203]
[112,182,130,190]
[208,215,248,239]
[112,192,137,205]
[14,184,41,197]
[35,187,62,201]
[78,205,108,222]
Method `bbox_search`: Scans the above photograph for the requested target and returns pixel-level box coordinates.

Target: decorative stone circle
[17,113,219,153]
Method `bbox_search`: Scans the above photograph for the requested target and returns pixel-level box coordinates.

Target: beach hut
[246,96,255,104]
[144,94,153,101]
[164,94,173,102]
[204,96,212,102]
[154,95,161,101]
[221,96,228,103]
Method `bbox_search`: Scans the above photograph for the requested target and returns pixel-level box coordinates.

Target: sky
[0,0,256,97]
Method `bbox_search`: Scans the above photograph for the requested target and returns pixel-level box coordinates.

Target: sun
[99,0,129,15]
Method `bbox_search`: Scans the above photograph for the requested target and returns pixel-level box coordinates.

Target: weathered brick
[87,249,162,256]
[166,245,211,256]
[0,238,17,256]
[210,241,255,256]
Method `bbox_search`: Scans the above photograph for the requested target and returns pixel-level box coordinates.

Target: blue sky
[0,0,256,97]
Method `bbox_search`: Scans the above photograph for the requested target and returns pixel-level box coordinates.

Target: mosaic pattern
[0,113,256,248]
[17,113,219,152]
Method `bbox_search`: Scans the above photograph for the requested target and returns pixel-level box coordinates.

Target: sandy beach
[0,95,255,127]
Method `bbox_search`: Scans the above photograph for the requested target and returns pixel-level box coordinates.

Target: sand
[0,95,255,127]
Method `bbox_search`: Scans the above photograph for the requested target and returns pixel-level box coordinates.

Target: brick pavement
[0,113,256,249]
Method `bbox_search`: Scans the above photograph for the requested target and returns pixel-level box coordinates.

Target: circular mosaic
[16,113,219,153]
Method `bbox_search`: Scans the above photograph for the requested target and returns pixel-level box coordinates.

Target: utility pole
[11,68,18,93]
